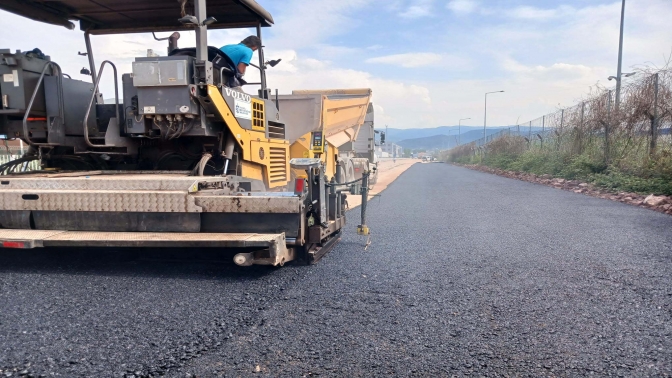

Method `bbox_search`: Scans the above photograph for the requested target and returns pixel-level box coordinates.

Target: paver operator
[219,35,261,77]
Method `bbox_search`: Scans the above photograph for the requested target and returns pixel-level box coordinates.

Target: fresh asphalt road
[1,163,671,377]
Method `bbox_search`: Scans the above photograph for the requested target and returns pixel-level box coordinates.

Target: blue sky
[1,0,671,129]
[256,0,672,128]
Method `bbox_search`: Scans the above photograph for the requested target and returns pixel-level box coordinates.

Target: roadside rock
[644,194,667,207]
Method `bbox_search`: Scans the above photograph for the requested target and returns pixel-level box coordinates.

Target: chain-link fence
[448,69,672,173]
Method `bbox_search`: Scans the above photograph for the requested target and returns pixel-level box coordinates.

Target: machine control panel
[311,131,324,153]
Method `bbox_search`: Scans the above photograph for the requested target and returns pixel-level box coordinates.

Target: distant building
[376,143,402,158]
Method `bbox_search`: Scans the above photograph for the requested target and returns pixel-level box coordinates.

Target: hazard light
[294,178,306,195]
[2,241,26,249]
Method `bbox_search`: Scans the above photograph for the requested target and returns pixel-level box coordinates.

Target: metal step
[0,173,223,191]
[0,173,303,214]
[0,229,285,249]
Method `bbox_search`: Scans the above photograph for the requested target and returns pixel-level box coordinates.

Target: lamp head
[178,15,199,25]
[202,17,217,26]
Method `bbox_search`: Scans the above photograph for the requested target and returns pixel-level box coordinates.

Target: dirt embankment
[457,164,672,216]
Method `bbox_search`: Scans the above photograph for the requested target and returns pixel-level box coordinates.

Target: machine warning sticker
[234,99,252,120]
[2,74,13,82]
[143,106,156,114]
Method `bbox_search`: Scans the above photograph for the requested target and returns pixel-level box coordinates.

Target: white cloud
[262,52,431,127]
[398,0,434,19]
[506,6,562,20]
[366,53,443,67]
[399,5,432,18]
[267,0,372,49]
[502,58,597,77]
[365,53,472,70]
[446,0,479,15]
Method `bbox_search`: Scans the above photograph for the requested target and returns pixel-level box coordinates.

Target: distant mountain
[380,126,500,143]
[397,134,457,150]
[397,129,504,150]
[394,127,547,150]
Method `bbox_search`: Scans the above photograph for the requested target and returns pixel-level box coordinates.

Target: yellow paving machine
[0,0,376,265]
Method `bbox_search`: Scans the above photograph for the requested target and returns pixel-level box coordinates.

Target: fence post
[540,116,546,149]
[605,90,612,165]
[528,121,532,139]
[580,102,585,127]
[560,109,564,129]
[650,73,659,155]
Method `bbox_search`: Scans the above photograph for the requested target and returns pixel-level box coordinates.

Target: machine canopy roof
[0,0,273,34]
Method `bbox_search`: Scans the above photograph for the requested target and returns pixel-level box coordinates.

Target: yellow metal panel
[321,96,370,138]
[241,161,264,182]
[251,98,266,132]
[207,85,292,187]
[250,140,290,188]
[268,145,290,188]
[325,142,338,180]
[206,85,265,160]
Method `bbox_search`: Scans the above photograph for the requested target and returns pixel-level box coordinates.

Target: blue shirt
[219,43,253,70]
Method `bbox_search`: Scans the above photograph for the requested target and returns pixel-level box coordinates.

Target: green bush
[590,168,672,195]
[558,153,607,180]
[483,154,517,169]
[472,144,670,195]
[503,151,566,176]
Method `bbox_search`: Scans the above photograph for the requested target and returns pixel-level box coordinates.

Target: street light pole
[483,91,504,143]
[615,0,626,110]
[458,117,470,146]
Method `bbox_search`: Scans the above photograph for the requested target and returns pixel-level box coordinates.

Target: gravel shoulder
[347,158,418,209]
[1,163,671,377]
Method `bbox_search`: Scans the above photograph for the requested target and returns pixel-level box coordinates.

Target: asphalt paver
[1,164,671,377]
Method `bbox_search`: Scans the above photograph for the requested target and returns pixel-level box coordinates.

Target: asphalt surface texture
[1,163,672,377]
